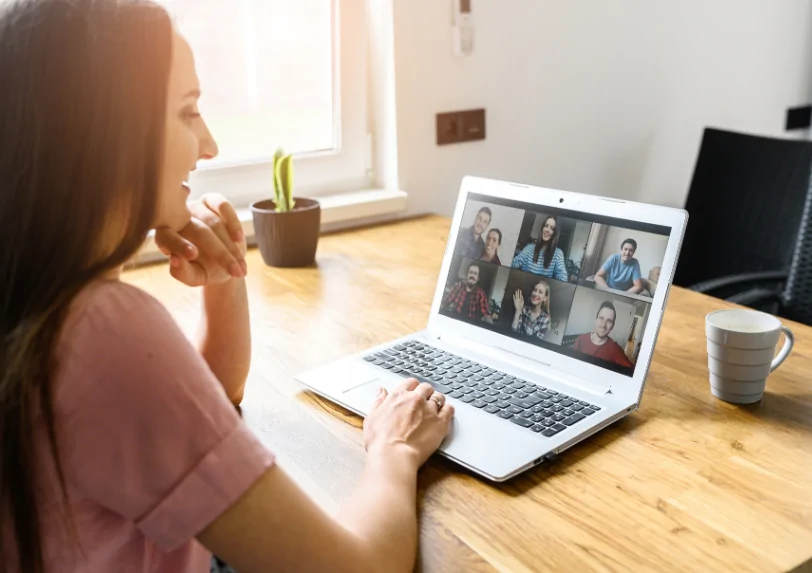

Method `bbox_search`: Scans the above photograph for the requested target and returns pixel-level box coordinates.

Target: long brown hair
[533,215,560,267]
[0,1,173,570]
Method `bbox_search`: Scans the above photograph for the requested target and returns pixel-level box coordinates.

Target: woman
[511,216,568,281]
[480,228,503,266]
[511,281,552,340]
[0,2,453,572]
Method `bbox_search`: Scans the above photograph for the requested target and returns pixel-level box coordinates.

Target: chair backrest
[674,127,812,288]
[783,178,812,326]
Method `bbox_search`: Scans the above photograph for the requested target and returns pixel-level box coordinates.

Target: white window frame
[132,0,406,267]
[187,0,373,207]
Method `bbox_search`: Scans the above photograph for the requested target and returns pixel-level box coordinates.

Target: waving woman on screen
[511,216,569,282]
[511,280,552,340]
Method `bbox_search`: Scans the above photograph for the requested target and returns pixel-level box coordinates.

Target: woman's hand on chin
[154,193,248,287]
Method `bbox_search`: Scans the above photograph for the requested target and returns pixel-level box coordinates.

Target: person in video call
[594,238,644,294]
[456,206,492,260]
[572,302,634,368]
[480,228,503,266]
[511,280,552,340]
[511,215,569,282]
[442,262,490,322]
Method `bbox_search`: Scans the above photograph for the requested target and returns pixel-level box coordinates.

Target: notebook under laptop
[296,176,688,481]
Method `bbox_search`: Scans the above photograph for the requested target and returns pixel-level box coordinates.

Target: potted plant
[250,148,321,268]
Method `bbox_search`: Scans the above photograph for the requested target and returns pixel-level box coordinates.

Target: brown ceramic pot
[250,198,321,268]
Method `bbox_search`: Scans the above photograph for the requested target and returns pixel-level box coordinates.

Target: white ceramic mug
[705,309,794,404]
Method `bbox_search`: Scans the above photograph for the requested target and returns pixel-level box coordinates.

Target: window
[160,0,371,206]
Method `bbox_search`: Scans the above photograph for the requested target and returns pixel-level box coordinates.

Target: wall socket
[436,108,486,145]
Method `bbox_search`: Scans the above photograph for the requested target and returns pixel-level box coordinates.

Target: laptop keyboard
[363,340,601,438]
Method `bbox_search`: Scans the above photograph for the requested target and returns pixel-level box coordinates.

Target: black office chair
[675,127,812,318]
[702,185,812,326]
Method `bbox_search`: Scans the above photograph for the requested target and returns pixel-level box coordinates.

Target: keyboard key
[391,368,403,374]
[498,411,514,419]
[472,400,486,408]
[572,404,584,411]
[542,427,563,437]
[542,419,555,427]
[472,391,485,399]
[562,400,574,407]
[459,387,474,395]
[364,355,376,362]
[486,389,500,397]
[509,397,541,410]
[521,394,544,407]
[449,382,464,390]
[553,414,565,421]
[563,409,574,417]
[515,392,529,399]
[449,391,464,399]
[510,417,534,428]
[482,396,498,404]
[502,387,517,394]
[531,424,545,433]
[496,401,511,409]
[582,408,596,416]
[553,405,564,413]
[563,413,585,426]
[493,383,507,390]
[592,405,602,411]
[484,405,500,414]
[551,397,563,403]
[532,405,545,414]
[461,395,475,403]
[507,405,524,415]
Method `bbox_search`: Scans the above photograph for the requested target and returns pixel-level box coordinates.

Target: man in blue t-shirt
[595,238,644,294]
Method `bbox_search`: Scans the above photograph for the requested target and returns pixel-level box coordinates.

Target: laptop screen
[440,193,672,377]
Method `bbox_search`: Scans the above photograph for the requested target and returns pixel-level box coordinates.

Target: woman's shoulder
[56,280,213,415]
[62,280,171,341]
[59,280,187,373]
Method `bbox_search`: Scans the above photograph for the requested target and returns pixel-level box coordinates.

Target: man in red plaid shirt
[442,262,490,322]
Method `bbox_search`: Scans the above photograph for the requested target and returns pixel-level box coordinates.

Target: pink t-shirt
[3,281,275,572]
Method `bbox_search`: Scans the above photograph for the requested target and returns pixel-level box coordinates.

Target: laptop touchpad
[342,380,383,415]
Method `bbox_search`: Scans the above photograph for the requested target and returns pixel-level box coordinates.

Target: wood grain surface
[123,216,812,573]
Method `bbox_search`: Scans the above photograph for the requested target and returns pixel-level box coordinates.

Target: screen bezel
[427,176,688,404]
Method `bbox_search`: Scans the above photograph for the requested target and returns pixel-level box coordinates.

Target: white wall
[393,0,812,216]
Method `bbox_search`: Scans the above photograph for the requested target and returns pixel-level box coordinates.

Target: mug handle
[770,326,795,372]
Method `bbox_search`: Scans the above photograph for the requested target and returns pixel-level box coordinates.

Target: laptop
[296,176,688,482]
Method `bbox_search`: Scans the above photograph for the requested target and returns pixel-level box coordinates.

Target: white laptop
[297,176,688,481]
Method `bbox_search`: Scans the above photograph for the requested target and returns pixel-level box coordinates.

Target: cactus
[272,148,295,212]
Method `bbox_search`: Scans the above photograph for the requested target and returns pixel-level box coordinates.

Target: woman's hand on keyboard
[363,378,454,468]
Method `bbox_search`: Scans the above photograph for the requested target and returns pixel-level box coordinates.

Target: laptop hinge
[435,333,611,397]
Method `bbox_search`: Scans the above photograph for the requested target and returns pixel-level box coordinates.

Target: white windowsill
[129,188,408,267]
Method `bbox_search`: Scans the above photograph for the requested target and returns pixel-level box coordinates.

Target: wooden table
[124,216,812,573]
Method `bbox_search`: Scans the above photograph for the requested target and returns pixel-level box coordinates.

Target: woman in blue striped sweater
[511,215,569,282]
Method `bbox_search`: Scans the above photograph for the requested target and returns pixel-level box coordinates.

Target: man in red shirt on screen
[572,301,634,368]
